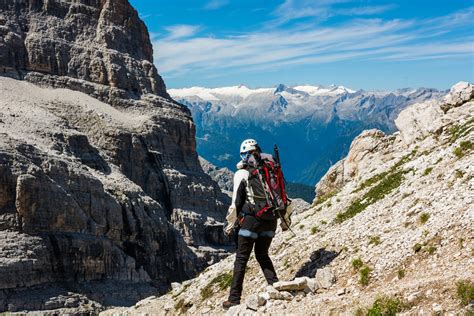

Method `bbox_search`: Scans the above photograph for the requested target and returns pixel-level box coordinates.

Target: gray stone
[245,294,266,311]
[306,278,319,293]
[226,304,248,316]
[443,81,474,110]
[315,268,336,289]
[273,277,308,291]
[266,286,294,301]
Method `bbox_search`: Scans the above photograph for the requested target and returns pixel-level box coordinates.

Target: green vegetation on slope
[335,151,416,224]
[335,169,408,223]
[453,140,473,159]
[357,296,408,316]
[448,118,474,143]
[313,189,339,207]
[200,271,233,300]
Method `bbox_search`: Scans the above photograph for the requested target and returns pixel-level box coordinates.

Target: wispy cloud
[164,24,201,40]
[204,0,229,10]
[152,8,474,79]
[272,0,396,25]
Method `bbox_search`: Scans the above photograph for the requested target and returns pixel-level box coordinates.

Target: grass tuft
[456,280,474,306]
[365,296,407,316]
[448,118,474,143]
[413,243,423,253]
[419,213,430,224]
[426,245,437,255]
[423,167,433,176]
[352,258,363,271]
[455,169,465,179]
[397,269,405,279]
[368,235,381,246]
[311,226,320,234]
[200,271,233,300]
[313,190,338,206]
[453,140,473,158]
[359,266,371,286]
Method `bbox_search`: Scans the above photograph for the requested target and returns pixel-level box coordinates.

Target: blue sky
[130,0,474,90]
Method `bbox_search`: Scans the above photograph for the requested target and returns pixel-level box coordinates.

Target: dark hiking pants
[228,217,278,304]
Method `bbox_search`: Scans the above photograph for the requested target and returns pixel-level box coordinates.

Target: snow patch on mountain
[168,84,354,103]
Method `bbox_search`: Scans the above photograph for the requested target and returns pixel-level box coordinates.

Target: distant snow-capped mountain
[170,84,445,185]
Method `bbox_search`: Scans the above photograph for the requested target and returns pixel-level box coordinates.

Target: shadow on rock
[294,248,339,278]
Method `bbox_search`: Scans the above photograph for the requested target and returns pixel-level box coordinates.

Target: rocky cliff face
[0,0,168,102]
[199,156,234,195]
[0,0,230,313]
[106,82,473,315]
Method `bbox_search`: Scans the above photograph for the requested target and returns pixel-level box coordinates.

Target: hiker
[222,139,291,309]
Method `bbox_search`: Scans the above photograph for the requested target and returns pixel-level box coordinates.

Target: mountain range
[170,84,445,185]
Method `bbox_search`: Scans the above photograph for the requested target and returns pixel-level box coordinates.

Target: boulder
[395,100,444,144]
[442,81,474,111]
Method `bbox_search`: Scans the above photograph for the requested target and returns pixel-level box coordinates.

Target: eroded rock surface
[0,0,231,312]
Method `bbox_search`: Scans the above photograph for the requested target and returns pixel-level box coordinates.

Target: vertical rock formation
[0,0,230,312]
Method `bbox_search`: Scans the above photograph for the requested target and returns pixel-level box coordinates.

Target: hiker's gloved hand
[224,205,238,236]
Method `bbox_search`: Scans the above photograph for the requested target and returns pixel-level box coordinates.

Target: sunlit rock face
[0,0,231,312]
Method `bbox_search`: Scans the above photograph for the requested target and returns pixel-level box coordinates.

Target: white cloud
[152,9,474,79]
[272,0,395,25]
[164,24,201,40]
[204,0,229,10]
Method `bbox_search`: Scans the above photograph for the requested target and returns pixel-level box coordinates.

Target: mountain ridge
[171,84,445,185]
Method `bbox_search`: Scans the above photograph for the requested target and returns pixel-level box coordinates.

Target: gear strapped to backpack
[244,154,288,221]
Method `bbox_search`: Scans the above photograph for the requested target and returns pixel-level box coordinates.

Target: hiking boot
[222,300,239,309]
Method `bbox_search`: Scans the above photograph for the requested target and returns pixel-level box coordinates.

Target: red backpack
[246,152,288,220]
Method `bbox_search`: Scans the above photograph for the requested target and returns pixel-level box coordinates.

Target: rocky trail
[103,82,473,315]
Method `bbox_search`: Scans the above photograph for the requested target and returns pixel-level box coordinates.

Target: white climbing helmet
[240,139,258,153]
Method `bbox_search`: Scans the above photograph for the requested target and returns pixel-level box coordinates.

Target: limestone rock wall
[0,0,231,312]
